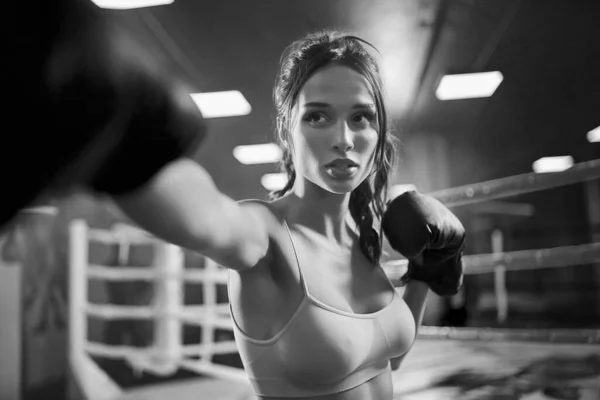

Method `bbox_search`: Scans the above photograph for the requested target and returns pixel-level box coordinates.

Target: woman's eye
[304,112,328,124]
[352,112,375,125]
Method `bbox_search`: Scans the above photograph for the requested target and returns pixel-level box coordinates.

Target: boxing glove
[2,0,206,227]
[382,191,466,296]
[44,1,207,195]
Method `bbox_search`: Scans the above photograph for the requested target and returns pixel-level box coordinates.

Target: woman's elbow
[187,206,270,271]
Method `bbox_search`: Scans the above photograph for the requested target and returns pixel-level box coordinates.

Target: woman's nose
[331,121,354,152]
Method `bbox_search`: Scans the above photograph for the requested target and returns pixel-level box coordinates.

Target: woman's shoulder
[236,197,289,232]
[234,198,294,277]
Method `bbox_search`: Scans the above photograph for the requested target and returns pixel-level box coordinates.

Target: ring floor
[115,338,600,400]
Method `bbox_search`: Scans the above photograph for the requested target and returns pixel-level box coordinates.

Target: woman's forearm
[113,158,269,270]
[390,279,429,371]
[402,279,429,328]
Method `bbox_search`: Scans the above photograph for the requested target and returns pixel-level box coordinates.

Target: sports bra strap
[282,219,310,296]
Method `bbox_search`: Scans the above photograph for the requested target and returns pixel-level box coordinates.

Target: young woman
[225,31,426,399]
[116,31,464,399]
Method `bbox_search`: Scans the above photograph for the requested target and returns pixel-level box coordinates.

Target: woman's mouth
[324,158,359,179]
[326,165,358,179]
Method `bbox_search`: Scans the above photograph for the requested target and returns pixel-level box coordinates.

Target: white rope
[85,303,233,329]
[85,340,238,359]
[383,241,600,279]
[86,264,229,282]
[86,228,157,245]
[418,326,600,344]
[430,158,600,207]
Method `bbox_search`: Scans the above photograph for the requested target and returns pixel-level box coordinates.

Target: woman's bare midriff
[257,369,394,400]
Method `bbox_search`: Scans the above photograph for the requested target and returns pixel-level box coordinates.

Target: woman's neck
[285,182,352,244]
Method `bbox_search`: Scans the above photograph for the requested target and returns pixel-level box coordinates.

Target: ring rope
[87,229,157,245]
[428,158,600,207]
[383,241,600,277]
[86,264,229,282]
[85,340,238,359]
[417,326,600,344]
[85,303,232,327]
[463,241,600,274]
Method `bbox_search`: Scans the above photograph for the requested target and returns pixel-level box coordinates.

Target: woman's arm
[390,279,429,371]
[113,158,269,271]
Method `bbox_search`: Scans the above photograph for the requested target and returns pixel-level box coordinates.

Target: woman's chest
[288,232,394,315]
[271,290,415,388]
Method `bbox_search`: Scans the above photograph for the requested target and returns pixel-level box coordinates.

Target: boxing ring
[68,158,600,400]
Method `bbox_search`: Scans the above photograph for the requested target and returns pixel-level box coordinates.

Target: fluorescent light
[190,91,251,119]
[233,143,282,165]
[436,71,504,100]
[588,126,600,143]
[91,0,174,9]
[261,173,288,191]
[532,156,574,173]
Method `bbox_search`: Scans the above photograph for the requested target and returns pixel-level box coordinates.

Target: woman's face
[290,65,379,194]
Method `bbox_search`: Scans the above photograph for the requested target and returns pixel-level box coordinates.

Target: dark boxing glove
[382,191,466,296]
[2,0,206,227]
[44,0,207,195]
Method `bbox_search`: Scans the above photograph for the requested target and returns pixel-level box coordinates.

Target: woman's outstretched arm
[113,158,270,272]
